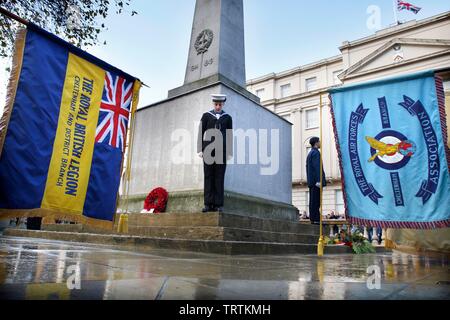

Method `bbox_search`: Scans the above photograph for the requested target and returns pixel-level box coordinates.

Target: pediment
[340,38,450,80]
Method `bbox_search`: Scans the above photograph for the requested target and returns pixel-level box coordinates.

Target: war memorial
[0,0,448,305]
[2,0,350,255]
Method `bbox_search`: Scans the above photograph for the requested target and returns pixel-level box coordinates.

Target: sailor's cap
[211,94,227,102]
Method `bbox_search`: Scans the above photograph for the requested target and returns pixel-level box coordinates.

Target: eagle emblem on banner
[348,95,440,207]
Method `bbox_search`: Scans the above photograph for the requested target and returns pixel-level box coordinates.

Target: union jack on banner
[397,0,421,14]
[95,71,133,152]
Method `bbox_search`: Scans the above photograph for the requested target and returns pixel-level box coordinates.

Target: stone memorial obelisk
[125,0,297,221]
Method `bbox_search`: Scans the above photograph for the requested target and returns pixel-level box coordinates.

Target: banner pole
[317,93,324,256]
[124,107,136,215]
[0,7,29,25]
[124,81,141,214]
[116,81,140,233]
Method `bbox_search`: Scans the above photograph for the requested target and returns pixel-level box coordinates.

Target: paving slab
[0,236,448,300]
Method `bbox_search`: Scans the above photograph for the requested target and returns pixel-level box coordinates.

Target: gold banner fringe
[0,208,113,229]
[387,242,450,257]
[384,239,396,250]
[0,28,26,158]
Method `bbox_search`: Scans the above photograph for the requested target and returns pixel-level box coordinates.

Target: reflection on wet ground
[0,236,448,300]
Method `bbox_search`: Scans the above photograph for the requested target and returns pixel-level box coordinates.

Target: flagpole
[317,93,324,257]
[117,81,141,233]
[124,99,137,214]
[392,0,399,25]
[124,81,141,214]
[0,7,29,25]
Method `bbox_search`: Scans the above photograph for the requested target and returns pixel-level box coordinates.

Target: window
[443,80,450,92]
[305,77,317,92]
[305,191,310,216]
[333,70,342,84]
[336,190,345,215]
[280,84,291,98]
[306,146,312,158]
[305,108,318,129]
[305,145,312,182]
[337,159,342,177]
[256,88,265,98]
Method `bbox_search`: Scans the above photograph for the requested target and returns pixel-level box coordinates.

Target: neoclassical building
[246,11,450,215]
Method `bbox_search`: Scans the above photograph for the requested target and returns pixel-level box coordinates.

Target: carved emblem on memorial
[194,29,214,54]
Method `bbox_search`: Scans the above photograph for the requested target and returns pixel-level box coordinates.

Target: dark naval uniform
[306,147,326,224]
[197,109,233,210]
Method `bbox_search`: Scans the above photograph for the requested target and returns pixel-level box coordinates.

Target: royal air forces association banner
[330,71,449,229]
[0,24,141,228]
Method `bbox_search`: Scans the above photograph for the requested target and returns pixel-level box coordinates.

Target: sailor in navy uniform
[197,94,233,213]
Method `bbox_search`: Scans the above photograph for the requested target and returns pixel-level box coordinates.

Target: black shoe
[202,206,212,213]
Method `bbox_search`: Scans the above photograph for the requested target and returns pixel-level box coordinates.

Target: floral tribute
[326,227,375,254]
[143,187,168,214]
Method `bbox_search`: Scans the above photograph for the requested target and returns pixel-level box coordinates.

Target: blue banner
[330,71,449,229]
[0,25,140,228]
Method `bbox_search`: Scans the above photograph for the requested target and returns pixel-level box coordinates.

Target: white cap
[211,94,227,102]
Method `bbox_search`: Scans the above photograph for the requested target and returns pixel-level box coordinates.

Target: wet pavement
[0,235,448,300]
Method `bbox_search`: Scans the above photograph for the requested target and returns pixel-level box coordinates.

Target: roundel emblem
[366,130,416,170]
[194,29,214,55]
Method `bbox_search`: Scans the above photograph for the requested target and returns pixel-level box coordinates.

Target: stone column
[183,0,245,87]
[291,108,302,181]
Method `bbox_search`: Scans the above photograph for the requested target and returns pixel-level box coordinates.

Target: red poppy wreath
[143,187,168,213]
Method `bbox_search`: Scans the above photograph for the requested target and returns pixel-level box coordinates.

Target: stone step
[42,224,319,243]
[121,212,220,227]
[218,213,320,235]
[118,212,320,235]
[222,227,318,243]
[3,228,356,255]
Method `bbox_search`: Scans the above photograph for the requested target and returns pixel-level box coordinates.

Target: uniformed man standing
[197,94,233,213]
[306,137,326,224]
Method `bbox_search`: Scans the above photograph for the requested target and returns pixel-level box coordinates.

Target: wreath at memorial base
[143,187,168,214]
[326,229,375,254]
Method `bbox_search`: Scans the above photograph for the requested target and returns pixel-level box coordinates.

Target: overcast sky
[1,0,449,114]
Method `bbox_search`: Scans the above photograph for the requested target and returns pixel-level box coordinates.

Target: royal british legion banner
[330,71,449,229]
[0,24,141,228]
